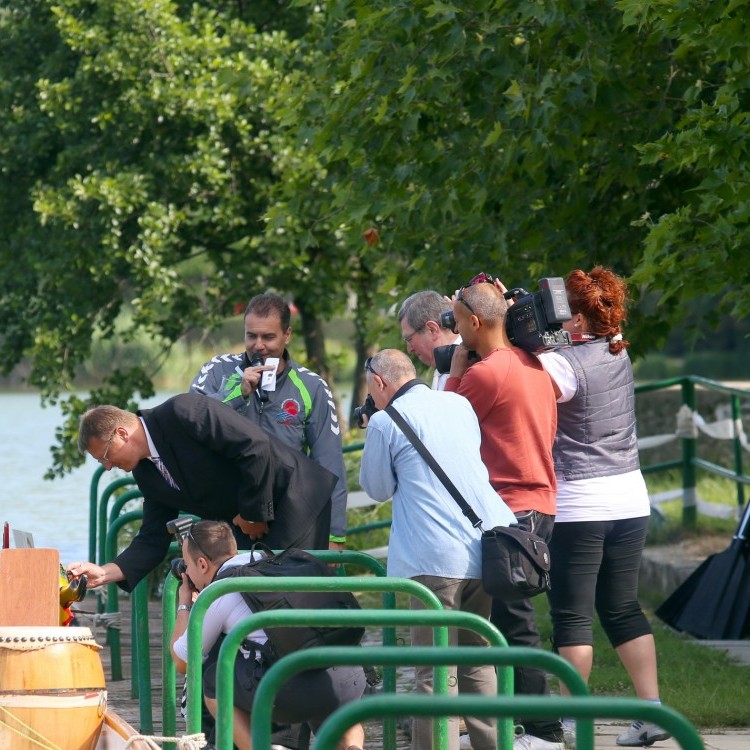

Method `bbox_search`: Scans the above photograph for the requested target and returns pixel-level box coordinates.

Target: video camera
[504,277,572,352]
[437,276,571,367]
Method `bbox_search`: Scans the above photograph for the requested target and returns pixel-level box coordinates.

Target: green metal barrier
[97,475,137,566]
[242,643,588,750]
[635,375,750,526]
[103,509,141,682]
[88,465,107,564]
[107,487,143,533]
[312,694,704,750]
[185,578,445,745]
[160,551,392,745]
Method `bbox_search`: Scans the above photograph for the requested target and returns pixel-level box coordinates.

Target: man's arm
[304,378,349,542]
[189,354,249,411]
[66,561,124,588]
[359,419,397,502]
[109,491,175,592]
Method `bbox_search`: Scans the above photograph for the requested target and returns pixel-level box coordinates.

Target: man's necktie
[151,456,180,490]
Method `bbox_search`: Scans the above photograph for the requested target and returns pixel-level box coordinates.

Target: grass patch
[532,595,750,728]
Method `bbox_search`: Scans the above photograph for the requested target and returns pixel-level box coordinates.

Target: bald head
[366,349,417,408]
[459,282,507,327]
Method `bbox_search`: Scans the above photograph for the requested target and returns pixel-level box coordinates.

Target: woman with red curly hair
[539,267,669,748]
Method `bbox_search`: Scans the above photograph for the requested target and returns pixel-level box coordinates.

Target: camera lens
[170,558,187,580]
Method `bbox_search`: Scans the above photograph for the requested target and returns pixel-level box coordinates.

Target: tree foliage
[1,0,749,476]
[0,0,349,474]
[263,0,724,373]
[618,0,750,340]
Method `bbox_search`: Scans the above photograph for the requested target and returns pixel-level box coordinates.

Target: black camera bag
[480,525,551,601]
[214,543,365,660]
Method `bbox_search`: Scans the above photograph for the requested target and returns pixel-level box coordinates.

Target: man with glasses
[445,278,564,750]
[360,349,516,750]
[67,393,335,592]
[398,290,461,390]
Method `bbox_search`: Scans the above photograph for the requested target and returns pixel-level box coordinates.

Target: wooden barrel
[0,626,107,750]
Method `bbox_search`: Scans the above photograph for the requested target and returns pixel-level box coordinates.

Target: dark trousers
[547,516,652,648]
[490,510,562,743]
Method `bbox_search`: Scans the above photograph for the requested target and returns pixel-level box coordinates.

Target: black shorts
[203,653,365,725]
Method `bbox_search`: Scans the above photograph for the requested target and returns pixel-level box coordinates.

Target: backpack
[214,544,365,659]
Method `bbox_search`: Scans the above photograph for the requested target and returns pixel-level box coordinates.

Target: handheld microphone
[250,353,269,403]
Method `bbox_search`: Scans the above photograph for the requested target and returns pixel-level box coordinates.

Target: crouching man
[169,520,366,750]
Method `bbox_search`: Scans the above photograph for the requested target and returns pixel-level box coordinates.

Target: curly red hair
[565,266,630,354]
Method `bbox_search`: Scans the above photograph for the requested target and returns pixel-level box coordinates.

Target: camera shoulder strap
[385,404,484,530]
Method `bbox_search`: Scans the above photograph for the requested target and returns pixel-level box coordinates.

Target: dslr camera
[438,276,571,359]
[353,394,378,429]
[433,344,481,375]
[170,557,188,580]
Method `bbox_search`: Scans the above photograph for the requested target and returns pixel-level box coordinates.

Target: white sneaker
[562,722,576,749]
[459,733,473,750]
[513,733,565,750]
[616,721,672,747]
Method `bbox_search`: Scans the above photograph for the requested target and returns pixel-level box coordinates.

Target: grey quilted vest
[554,340,640,481]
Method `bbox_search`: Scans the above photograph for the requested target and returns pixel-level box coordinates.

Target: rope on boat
[123,732,208,749]
[0,705,64,750]
[72,610,122,630]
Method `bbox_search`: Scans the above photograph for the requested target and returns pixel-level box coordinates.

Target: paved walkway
[583,723,750,750]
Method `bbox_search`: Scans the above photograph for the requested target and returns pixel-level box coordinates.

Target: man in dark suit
[68,393,335,592]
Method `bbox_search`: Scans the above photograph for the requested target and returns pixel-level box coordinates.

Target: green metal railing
[240,643,588,750]
[635,375,750,525]
[184,578,445,745]
[89,466,135,565]
[312,694,704,750]
[160,551,390,743]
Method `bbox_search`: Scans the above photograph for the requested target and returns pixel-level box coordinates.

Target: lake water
[0,392,171,565]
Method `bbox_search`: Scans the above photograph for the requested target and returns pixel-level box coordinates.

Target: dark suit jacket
[113,393,335,590]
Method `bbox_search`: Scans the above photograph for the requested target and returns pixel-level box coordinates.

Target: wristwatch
[177,604,192,613]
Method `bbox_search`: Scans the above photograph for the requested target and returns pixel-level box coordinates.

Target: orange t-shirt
[446,346,557,514]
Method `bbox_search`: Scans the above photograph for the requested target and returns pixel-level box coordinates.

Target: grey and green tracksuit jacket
[189,351,348,540]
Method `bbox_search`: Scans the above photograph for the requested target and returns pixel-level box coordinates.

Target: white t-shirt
[172,551,268,663]
[538,351,650,523]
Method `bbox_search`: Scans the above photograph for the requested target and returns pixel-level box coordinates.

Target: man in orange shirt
[445,276,563,750]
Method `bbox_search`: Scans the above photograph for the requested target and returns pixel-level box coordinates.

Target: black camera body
[433,344,481,375]
[504,277,571,353]
[353,394,378,428]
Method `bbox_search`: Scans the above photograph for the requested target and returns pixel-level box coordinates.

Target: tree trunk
[293,297,345,425]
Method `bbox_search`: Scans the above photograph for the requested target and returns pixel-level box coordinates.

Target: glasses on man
[403,326,424,344]
[456,272,496,316]
[96,431,116,466]
[364,356,388,386]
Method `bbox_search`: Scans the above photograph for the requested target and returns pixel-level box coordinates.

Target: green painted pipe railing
[217,618,511,750]
[242,643,588,750]
[88,465,107,564]
[312,694,704,750]
[185,578,445,746]
[635,375,750,526]
[160,550,392,747]
[103,509,144,682]
[107,488,143,535]
[97,476,137,566]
